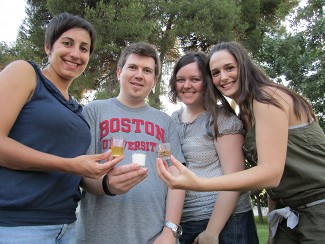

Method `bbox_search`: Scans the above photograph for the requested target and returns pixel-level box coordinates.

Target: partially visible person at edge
[76,42,185,244]
[168,52,259,244]
[0,12,123,243]
[157,41,325,244]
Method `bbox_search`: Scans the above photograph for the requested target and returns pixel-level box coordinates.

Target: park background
[1,0,324,242]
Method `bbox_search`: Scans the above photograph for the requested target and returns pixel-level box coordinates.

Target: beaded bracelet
[102,174,116,196]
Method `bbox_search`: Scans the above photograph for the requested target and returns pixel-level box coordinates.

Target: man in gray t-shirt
[76,42,185,244]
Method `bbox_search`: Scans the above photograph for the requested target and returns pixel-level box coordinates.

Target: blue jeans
[0,223,76,244]
[180,210,259,244]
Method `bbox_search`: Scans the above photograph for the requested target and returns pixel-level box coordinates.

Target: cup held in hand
[158,143,171,160]
[132,152,146,166]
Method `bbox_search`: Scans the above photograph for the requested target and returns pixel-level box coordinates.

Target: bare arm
[0,61,71,172]
[0,60,40,169]
[0,61,122,179]
[155,165,185,244]
[195,134,245,243]
[157,99,289,192]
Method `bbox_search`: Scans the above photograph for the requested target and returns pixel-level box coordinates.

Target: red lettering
[134,141,141,150]
[121,118,131,132]
[145,122,154,136]
[102,139,110,150]
[150,142,157,152]
[110,118,120,132]
[99,118,165,144]
[100,120,109,140]
[126,141,158,153]
[132,119,144,133]
[140,141,146,151]
[155,125,164,142]
[126,141,132,150]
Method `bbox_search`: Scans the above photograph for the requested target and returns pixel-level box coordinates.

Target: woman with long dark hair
[157,42,325,244]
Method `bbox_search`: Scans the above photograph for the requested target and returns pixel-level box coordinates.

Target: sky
[0,0,27,43]
[0,0,310,44]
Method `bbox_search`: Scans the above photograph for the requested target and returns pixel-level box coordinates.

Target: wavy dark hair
[206,42,316,130]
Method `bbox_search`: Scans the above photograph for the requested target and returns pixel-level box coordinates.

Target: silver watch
[163,221,182,238]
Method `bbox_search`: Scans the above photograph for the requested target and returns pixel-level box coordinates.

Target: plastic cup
[111,137,125,156]
[132,152,146,167]
[158,143,171,160]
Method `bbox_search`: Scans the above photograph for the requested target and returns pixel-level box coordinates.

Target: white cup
[132,153,146,167]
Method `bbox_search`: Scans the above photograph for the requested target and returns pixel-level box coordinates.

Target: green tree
[258,0,325,130]
[0,42,17,66]
[15,0,52,63]
[7,0,296,109]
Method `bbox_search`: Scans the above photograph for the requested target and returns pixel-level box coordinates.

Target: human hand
[194,230,219,244]
[153,228,177,244]
[156,155,199,190]
[70,151,123,179]
[105,163,148,195]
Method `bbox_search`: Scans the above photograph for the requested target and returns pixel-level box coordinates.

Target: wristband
[102,174,116,196]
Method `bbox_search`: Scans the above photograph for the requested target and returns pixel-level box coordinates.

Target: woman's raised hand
[156,155,199,190]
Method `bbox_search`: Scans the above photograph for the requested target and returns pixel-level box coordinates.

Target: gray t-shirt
[76,98,185,244]
[172,106,252,223]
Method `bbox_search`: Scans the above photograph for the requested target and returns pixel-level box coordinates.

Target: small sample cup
[111,137,125,156]
[158,143,171,160]
[132,152,146,167]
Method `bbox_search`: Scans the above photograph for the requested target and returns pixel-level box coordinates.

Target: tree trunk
[256,194,264,223]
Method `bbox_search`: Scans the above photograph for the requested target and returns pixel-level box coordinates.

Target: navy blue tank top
[0,61,91,226]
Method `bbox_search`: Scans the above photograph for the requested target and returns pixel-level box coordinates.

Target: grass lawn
[255,216,268,244]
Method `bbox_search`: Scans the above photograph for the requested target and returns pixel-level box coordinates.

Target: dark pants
[180,210,259,244]
[274,202,325,244]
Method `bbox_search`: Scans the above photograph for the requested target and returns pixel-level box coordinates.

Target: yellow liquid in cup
[111,146,124,156]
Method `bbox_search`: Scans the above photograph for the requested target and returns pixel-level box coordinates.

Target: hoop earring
[41,56,49,68]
